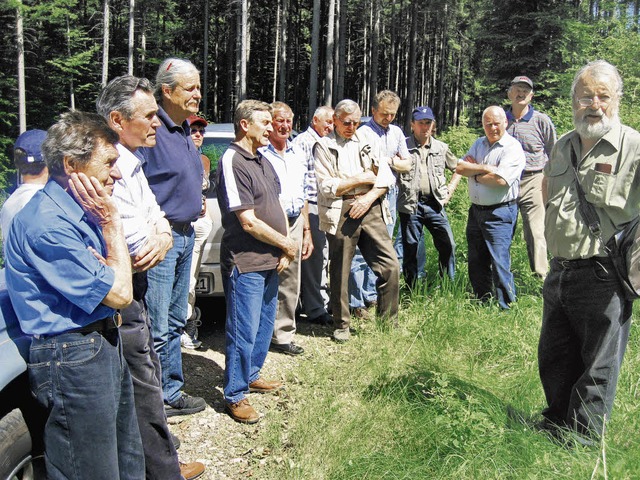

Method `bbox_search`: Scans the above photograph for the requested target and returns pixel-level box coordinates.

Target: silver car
[195,123,234,297]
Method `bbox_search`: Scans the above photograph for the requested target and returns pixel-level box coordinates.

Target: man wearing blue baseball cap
[397,107,460,286]
[1,129,49,242]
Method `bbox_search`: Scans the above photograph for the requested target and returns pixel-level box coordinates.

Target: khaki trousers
[518,172,548,277]
[327,199,400,330]
[272,214,304,345]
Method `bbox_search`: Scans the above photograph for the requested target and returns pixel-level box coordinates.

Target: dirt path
[170,301,334,479]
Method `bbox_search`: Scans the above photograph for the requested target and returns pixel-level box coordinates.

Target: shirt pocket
[582,167,616,208]
[544,159,571,203]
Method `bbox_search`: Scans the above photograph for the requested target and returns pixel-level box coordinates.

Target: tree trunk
[272,2,280,102]
[17,0,26,133]
[336,0,347,101]
[324,0,335,105]
[101,0,109,87]
[66,16,75,110]
[128,0,134,74]
[140,3,146,74]
[369,0,380,106]
[237,0,248,101]
[277,0,288,100]
[202,0,209,114]
[307,0,321,123]
[404,1,418,133]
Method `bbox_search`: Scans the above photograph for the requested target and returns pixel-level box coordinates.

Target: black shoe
[165,393,206,417]
[269,342,305,356]
[170,432,181,450]
[308,312,333,326]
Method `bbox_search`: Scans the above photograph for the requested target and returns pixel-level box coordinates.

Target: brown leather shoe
[225,398,259,424]
[179,460,205,480]
[249,377,284,393]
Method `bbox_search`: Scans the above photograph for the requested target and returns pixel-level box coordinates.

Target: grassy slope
[257,179,640,480]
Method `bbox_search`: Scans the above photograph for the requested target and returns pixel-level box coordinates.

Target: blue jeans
[146,228,195,404]
[539,257,632,437]
[400,198,455,287]
[28,330,144,480]
[223,267,278,403]
[466,203,517,309]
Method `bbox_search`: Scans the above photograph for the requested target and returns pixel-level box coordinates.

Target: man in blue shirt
[5,111,144,480]
[136,57,207,416]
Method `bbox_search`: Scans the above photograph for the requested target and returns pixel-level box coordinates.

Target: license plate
[195,273,212,294]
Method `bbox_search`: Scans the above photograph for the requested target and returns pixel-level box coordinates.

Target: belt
[288,213,300,227]
[521,170,543,177]
[418,193,436,202]
[551,256,612,269]
[170,221,193,234]
[343,194,362,200]
[472,199,517,210]
[67,313,122,335]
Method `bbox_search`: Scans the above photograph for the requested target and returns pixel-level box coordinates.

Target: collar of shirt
[230,142,262,164]
[506,105,535,123]
[570,122,622,158]
[366,119,390,136]
[44,179,86,225]
[136,106,191,167]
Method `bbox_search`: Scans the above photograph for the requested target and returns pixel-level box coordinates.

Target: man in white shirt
[96,75,205,480]
[0,129,48,246]
[456,106,526,309]
[260,101,313,355]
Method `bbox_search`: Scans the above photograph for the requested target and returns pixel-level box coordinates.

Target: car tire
[0,408,35,480]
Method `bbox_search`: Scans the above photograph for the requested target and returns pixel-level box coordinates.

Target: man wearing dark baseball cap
[397,106,460,287]
[506,75,557,278]
[1,129,49,242]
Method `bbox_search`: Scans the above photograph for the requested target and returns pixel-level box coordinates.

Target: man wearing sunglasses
[314,99,400,343]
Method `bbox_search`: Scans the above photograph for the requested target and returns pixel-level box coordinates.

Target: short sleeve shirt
[216,143,287,276]
[465,133,526,205]
[506,106,557,172]
[5,180,115,336]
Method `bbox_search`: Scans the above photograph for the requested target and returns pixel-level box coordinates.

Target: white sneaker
[181,332,202,349]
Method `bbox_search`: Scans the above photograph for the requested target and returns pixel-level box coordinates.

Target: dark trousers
[399,196,456,287]
[327,199,400,329]
[538,257,632,437]
[121,272,181,480]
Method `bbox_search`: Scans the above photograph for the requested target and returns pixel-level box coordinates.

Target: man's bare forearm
[101,217,133,308]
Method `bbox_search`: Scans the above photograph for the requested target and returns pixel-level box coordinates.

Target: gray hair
[372,90,400,109]
[482,105,507,122]
[271,101,293,116]
[571,60,623,100]
[313,105,334,119]
[42,111,119,177]
[96,75,154,120]
[155,58,199,98]
[334,99,361,118]
[234,99,271,135]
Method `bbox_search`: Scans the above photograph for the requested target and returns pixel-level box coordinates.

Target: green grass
[250,179,640,480]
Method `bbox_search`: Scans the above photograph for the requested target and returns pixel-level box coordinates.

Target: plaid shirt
[292,126,321,203]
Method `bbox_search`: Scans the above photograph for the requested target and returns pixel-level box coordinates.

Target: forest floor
[169,298,332,479]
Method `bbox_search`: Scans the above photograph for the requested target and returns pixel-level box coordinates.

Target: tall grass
[251,135,640,479]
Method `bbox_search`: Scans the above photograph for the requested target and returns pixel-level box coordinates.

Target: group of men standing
[1,58,638,479]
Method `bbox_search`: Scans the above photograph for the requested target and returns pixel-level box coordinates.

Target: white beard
[573,110,620,140]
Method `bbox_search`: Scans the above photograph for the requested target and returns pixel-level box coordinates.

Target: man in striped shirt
[506,75,557,278]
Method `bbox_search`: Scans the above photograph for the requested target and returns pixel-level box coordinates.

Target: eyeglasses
[576,95,611,107]
[190,128,205,135]
[338,118,360,127]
